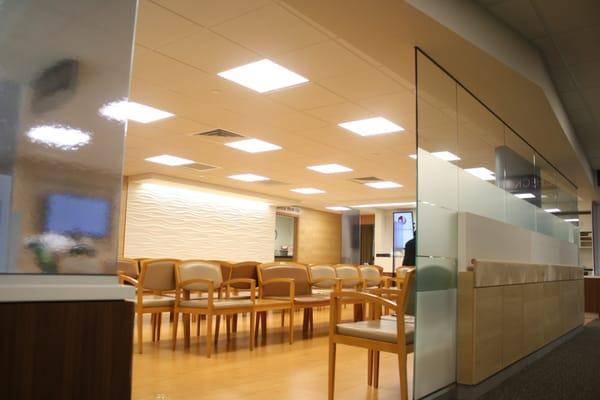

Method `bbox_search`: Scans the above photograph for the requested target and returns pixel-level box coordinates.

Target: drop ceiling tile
[533,0,600,33]
[274,40,372,80]
[127,116,212,138]
[152,0,269,27]
[306,102,372,124]
[266,83,344,110]
[132,46,200,89]
[552,26,600,65]
[157,28,258,73]
[135,0,200,49]
[212,3,328,56]
[357,91,415,132]
[488,0,547,39]
[318,68,404,102]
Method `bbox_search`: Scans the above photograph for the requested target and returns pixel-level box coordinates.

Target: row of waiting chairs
[117,258,409,356]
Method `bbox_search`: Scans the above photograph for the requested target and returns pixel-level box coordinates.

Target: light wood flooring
[133,307,414,400]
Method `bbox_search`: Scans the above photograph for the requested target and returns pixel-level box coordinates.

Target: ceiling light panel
[409,154,417,160]
[291,188,325,195]
[464,167,495,181]
[432,151,461,161]
[224,138,282,153]
[26,125,91,150]
[326,206,351,211]
[307,163,353,174]
[228,173,269,182]
[338,117,404,136]
[365,181,403,189]
[217,59,309,93]
[145,154,195,166]
[564,218,579,222]
[99,101,174,123]
[544,208,561,213]
[514,193,535,199]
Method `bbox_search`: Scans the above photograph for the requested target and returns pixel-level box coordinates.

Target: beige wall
[296,208,341,265]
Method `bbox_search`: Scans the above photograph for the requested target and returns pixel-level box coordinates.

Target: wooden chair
[172,260,255,358]
[328,268,415,400]
[309,264,340,295]
[360,265,386,289]
[335,264,366,320]
[120,258,178,354]
[117,258,139,282]
[228,261,260,332]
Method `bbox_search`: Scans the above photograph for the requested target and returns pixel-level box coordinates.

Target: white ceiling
[476,0,600,170]
[126,0,417,211]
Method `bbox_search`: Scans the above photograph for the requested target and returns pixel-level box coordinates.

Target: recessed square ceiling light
[564,218,579,222]
[217,59,309,93]
[26,125,91,150]
[307,163,353,174]
[365,181,403,189]
[291,188,325,195]
[228,173,269,182]
[224,138,282,153]
[409,154,417,160]
[514,193,536,199]
[464,167,495,181]
[544,208,561,213]
[99,101,174,123]
[327,206,351,211]
[338,117,404,136]
[145,154,194,166]
[432,151,461,161]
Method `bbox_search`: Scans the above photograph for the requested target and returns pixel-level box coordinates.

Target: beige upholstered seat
[310,265,338,289]
[173,260,255,357]
[336,320,415,344]
[360,265,384,288]
[335,264,363,289]
[134,295,175,307]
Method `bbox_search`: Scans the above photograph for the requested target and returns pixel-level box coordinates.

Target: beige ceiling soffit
[127,173,299,206]
[406,0,594,189]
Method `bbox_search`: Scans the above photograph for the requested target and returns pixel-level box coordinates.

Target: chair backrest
[368,267,415,316]
[335,264,361,288]
[117,258,139,278]
[258,262,311,296]
[229,261,259,288]
[139,259,178,291]
[309,264,337,288]
[360,265,382,287]
[177,260,223,291]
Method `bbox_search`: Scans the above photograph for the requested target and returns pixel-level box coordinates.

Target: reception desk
[458,260,584,385]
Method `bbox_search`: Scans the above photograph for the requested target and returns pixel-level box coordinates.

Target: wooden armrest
[119,275,138,286]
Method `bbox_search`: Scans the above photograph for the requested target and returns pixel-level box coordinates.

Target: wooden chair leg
[254,312,260,346]
[281,310,285,327]
[137,312,144,354]
[261,311,267,339]
[206,313,213,358]
[151,314,156,342]
[289,307,294,344]
[183,313,190,348]
[196,315,201,337]
[328,341,336,400]
[398,351,408,400]
[302,308,309,334]
[169,311,174,323]
[309,308,314,333]
[233,314,238,333]
[226,315,231,341]
[156,313,162,342]
[373,351,380,388]
[249,311,255,351]
[367,350,373,386]
[214,315,221,345]
[172,311,179,350]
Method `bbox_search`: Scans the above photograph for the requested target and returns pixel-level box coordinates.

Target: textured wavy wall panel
[124,183,276,262]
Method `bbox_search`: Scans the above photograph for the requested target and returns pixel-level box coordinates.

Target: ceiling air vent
[180,162,220,172]
[193,129,245,139]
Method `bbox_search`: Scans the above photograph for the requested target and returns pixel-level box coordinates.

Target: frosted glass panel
[458,169,505,222]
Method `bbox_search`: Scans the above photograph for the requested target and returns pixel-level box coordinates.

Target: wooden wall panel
[296,208,341,265]
[502,285,523,366]
[473,286,503,383]
[457,272,475,384]
[543,282,562,342]
[522,283,545,354]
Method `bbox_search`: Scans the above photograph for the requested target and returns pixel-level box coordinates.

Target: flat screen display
[393,211,414,250]
[45,194,110,237]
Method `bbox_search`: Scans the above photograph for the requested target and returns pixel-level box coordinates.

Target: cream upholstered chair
[360,265,386,289]
[328,268,416,400]
[120,258,178,354]
[172,260,255,358]
[335,264,364,290]
[309,264,340,295]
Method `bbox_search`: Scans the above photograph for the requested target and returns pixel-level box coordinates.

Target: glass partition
[414,49,579,398]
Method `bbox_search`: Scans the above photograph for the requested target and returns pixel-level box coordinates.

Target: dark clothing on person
[402,237,415,266]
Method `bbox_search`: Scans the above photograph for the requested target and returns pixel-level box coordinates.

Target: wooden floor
[132,307,414,400]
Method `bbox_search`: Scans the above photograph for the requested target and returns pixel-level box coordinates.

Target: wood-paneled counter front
[458,260,584,385]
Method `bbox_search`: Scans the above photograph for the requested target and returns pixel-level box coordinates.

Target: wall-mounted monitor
[393,211,414,250]
[44,193,110,237]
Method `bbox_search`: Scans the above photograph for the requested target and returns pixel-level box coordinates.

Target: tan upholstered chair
[360,265,386,289]
[120,258,178,354]
[228,261,260,333]
[328,268,416,400]
[309,264,340,295]
[172,260,255,358]
[335,264,364,290]
[117,258,139,281]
